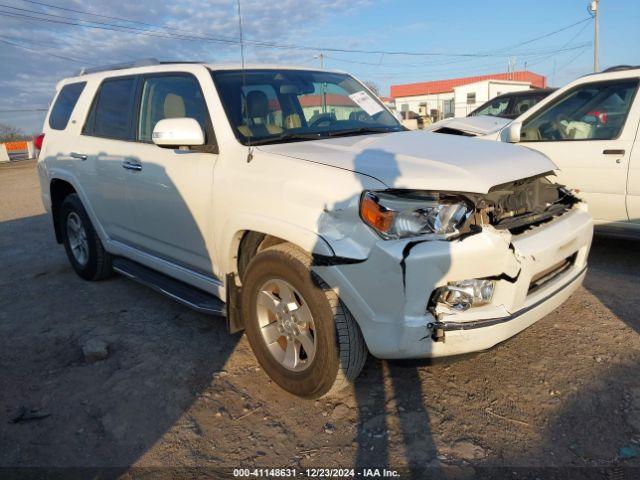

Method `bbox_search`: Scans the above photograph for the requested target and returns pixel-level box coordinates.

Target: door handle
[122,160,142,171]
[70,152,87,160]
[603,149,625,155]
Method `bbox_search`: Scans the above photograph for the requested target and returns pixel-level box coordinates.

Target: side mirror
[152,118,204,148]
[502,121,522,143]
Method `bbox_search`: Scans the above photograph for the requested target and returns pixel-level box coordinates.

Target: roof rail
[601,65,640,73]
[78,58,161,76]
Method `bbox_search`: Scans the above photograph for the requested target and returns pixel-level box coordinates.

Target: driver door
[518,79,639,224]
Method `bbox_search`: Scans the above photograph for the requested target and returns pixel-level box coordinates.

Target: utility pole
[589,0,600,72]
[318,52,326,113]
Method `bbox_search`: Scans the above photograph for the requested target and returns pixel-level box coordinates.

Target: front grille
[527,253,576,296]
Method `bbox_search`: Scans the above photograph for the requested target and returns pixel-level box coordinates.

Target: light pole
[589,0,600,72]
[314,53,327,113]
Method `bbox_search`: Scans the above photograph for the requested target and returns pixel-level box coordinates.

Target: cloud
[0,0,369,131]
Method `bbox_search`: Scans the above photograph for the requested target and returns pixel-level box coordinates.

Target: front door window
[521,80,638,142]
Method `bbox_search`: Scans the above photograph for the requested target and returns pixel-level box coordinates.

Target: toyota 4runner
[37,60,593,397]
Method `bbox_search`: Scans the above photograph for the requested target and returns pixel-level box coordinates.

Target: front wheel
[241,243,367,398]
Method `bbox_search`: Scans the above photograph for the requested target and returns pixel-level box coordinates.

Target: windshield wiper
[245,127,397,146]
[246,133,323,146]
[327,127,397,137]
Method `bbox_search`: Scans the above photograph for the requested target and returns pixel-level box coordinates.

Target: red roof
[299,93,354,107]
[390,71,546,98]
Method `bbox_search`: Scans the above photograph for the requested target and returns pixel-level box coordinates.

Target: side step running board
[113,257,226,317]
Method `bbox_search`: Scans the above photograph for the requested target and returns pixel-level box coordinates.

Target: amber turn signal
[360,193,394,233]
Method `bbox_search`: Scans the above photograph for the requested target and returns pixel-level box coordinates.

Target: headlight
[359,190,473,240]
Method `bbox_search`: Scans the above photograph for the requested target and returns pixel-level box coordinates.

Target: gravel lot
[1,160,639,478]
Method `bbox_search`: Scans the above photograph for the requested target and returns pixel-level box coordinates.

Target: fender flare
[220,213,336,276]
[47,168,110,244]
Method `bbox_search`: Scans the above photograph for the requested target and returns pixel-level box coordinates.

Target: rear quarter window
[48,82,86,130]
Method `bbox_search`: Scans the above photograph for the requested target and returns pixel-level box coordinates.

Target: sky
[1,0,639,132]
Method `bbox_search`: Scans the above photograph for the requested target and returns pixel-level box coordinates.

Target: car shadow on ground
[6,159,640,477]
[312,147,443,476]
[0,153,244,477]
[491,233,640,477]
[583,233,640,334]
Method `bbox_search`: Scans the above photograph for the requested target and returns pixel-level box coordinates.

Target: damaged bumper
[318,203,593,359]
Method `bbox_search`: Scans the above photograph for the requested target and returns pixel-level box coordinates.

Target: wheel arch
[50,178,77,243]
[222,214,335,280]
[229,227,334,282]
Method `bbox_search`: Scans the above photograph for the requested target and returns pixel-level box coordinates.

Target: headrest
[246,90,269,118]
[164,93,186,118]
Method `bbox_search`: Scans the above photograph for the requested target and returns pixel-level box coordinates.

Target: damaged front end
[473,173,581,234]
[422,173,581,318]
[319,172,590,359]
[361,172,580,244]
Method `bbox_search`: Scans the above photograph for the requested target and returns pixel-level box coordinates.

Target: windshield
[211,69,402,145]
[470,97,510,117]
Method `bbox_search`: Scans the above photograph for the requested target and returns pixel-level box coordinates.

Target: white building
[390,71,547,120]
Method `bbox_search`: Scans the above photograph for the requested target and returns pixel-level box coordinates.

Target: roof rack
[78,58,161,76]
[601,65,640,73]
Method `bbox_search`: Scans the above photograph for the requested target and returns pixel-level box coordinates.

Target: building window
[467,93,476,105]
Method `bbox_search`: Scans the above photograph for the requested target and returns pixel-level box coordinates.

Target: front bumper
[318,204,593,359]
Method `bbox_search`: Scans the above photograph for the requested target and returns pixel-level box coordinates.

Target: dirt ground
[1,160,639,479]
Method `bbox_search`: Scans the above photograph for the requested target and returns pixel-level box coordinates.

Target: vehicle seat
[238,90,283,137]
[164,93,186,118]
[284,113,302,129]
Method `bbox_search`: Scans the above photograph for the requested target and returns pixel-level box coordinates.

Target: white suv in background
[427,66,640,236]
[37,60,593,397]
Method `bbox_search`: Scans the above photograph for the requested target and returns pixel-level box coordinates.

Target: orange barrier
[4,141,28,152]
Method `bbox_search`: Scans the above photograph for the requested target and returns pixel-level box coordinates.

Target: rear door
[518,78,639,224]
[72,75,141,244]
[124,72,219,275]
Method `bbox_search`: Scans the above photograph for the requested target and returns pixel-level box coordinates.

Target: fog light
[437,279,495,311]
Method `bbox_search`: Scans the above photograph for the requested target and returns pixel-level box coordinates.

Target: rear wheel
[241,243,367,398]
[60,194,113,281]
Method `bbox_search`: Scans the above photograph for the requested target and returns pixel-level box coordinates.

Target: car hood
[425,115,512,136]
[257,130,557,194]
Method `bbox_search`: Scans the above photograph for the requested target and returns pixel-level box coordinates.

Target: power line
[1,3,595,59]
[487,17,592,53]
[527,21,592,68]
[20,0,205,32]
[0,36,95,65]
[0,5,242,45]
[325,42,591,79]
[0,108,48,112]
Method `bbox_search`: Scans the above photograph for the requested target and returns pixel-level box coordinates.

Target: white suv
[427,66,640,236]
[37,60,593,397]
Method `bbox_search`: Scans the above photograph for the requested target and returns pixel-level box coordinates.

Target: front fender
[220,212,336,276]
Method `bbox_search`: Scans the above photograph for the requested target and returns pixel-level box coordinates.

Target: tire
[241,243,367,398]
[59,193,113,281]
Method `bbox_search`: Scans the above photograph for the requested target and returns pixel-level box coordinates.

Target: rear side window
[49,82,86,130]
[84,77,137,140]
